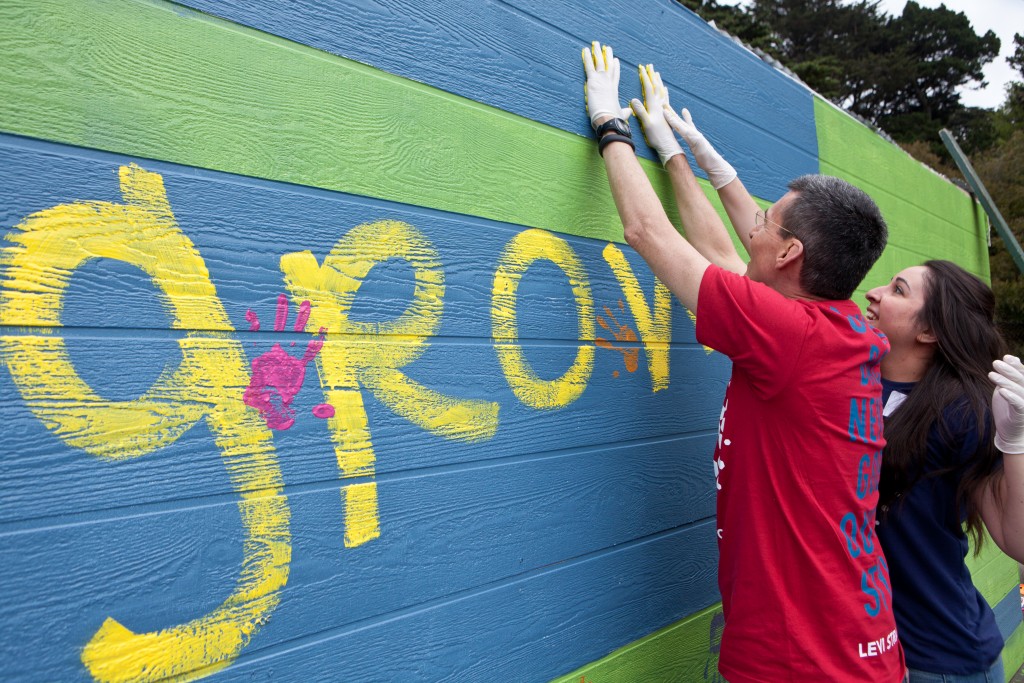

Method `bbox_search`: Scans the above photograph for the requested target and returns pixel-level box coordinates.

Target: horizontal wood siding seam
[0,0,746,246]
[175,0,819,201]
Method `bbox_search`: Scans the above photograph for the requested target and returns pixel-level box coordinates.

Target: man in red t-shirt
[582,43,905,682]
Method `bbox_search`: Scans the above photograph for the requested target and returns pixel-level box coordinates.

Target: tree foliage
[1006,34,1024,129]
[976,130,1024,353]
[677,1,1024,352]
[683,0,999,151]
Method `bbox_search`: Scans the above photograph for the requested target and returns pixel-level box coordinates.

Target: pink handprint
[243,294,330,430]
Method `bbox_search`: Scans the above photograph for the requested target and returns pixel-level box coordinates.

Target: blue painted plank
[0,136,690,341]
[994,584,1024,642]
[175,0,817,201]
[0,453,718,681]
[0,338,726,524]
[0,137,731,525]
[209,525,720,682]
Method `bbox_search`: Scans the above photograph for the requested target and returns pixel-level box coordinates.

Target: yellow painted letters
[280,220,499,548]
[492,229,594,408]
[0,165,290,683]
[601,243,672,391]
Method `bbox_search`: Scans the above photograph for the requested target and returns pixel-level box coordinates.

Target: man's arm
[583,44,710,312]
[978,355,1024,563]
[629,65,747,272]
[716,177,761,254]
[663,151,747,274]
[663,105,761,257]
[602,136,710,313]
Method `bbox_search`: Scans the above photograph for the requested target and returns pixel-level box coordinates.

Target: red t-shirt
[696,266,904,683]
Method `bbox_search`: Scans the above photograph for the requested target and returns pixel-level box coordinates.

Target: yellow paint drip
[0,165,290,682]
[281,220,498,548]
[343,482,381,548]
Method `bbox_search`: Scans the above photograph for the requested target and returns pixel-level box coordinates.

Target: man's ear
[775,238,804,269]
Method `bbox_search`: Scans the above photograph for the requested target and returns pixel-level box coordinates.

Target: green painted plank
[969,532,1021,608]
[1007,622,1024,682]
[847,242,983,312]
[0,0,742,246]
[814,97,989,283]
[548,603,724,683]
[551,594,1022,683]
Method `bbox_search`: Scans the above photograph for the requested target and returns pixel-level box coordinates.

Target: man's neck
[769,259,829,302]
[773,280,824,302]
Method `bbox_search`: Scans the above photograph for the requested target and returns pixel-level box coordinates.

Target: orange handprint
[595,300,639,378]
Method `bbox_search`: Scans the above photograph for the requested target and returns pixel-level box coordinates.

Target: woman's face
[864,265,931,347]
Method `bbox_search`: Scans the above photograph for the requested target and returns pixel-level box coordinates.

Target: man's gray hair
[782,175,887,301]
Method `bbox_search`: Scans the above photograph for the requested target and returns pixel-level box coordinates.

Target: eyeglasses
[755,209,798,240]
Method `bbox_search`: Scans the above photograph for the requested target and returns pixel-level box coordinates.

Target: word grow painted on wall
[0,164,685,682]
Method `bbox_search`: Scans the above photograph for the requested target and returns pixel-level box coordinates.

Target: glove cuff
[590,109,619,127]
[657,145,685,166]
[689,140,737,190]
[994,434,1024,455]
[707,165,738,190]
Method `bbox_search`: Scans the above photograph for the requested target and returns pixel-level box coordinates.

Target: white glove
[663,107,737,189]
[990,354,1024,453]
[629,64,684,165]
[582,42,632,127]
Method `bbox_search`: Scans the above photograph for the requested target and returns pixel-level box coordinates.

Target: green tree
[677,0,767,43]
[867,2,999,147]
[1009,32,1024,74]
[965,38,1024,354]
[746,0,887,102]
[678,0,999,150]
[975,131,1024,354]
[1005,33,1024,129]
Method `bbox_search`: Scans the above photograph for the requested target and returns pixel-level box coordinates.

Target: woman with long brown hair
[866,260,1024,681]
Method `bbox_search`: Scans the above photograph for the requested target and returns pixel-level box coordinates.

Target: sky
[872,0,1024,110]
[718,0,1023,110]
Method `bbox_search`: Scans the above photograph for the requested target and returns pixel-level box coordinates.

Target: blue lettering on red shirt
[840,329,893,618]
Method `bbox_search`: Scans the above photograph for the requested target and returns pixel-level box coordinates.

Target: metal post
[940,128,1024,275]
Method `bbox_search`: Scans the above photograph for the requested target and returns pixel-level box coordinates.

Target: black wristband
[599,133,636,156]
[594,117,631,138]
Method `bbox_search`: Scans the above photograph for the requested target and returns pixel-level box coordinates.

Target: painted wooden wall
[0,0,1018,681]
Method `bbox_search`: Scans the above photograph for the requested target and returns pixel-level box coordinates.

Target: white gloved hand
[990,354,1024,453]
[663,107,737,189]
[582,42,632,128]
[629,64,684,165]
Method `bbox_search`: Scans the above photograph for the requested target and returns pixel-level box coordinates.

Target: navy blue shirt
[877,378,1003,674]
